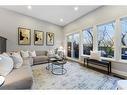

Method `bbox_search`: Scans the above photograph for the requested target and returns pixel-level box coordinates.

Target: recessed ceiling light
[27,5,32,10]
[60,18,63,22]
[74,7,79,11]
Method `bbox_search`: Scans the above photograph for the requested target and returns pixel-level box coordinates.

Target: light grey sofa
[33,51,49,65]
[0,50,49,89]
[0,58,33,90]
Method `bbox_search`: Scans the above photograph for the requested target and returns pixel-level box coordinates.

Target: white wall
[63,6,127,77]
[0,8,63,51]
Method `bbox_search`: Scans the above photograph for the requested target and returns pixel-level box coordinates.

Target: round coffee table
[0,76,5,87]
[51,60,67,75]
[46,57,59,70]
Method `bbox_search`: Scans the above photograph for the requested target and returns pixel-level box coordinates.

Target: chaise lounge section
[0,54,33,90]
[0,50,52,89]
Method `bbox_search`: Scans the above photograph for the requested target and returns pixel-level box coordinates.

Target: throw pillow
[11,52,23,69]
[2,52,10,57]
[48,49,55,57]
[29,51,36,57]
[20,50,29,58]
[90,51,101,61]
[0,54,14,76]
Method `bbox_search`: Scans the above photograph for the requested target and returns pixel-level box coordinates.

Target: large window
[73,33,79,59]
[67,35,72,57]
[83,28,93,55]
[98,22,115,58]
[67,33,79,59]
[121,18,127,60]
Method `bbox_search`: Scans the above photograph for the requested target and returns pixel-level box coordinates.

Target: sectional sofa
[0,57,33,89]
[0,50,50,89]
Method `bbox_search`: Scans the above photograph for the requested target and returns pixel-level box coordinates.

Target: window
[67,35,72,57]
[67,33,79,59]
[121,18,127,60]
[98,22,115,58]
[83,28,93,55]
[73,33,79,59]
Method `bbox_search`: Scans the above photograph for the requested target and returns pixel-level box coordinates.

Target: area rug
[31,61,120,90]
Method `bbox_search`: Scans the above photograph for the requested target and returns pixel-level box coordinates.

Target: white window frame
[97,21,116,59]
[66,31,80,61]
[82,27,93,56]
[120,17,127,61]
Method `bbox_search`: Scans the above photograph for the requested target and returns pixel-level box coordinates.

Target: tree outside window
[98,22,115,58]
[83,28,93,55]
[121,18,127,60]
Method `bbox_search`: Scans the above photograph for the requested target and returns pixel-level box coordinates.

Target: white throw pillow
[2,52,10,57]
[90,51,101,61]
[11,52,23,69]
[21,50,29,58]
[48,49,55,57]
[29,51,36,57]
[0,54,14,76]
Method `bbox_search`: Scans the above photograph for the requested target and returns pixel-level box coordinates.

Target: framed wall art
[46,32,54,46]
[18,27,31,45]
[34,30,44,45]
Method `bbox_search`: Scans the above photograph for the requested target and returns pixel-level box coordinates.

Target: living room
[0,2,127,94]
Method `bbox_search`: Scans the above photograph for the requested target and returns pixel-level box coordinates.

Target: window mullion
[115,19,121,60]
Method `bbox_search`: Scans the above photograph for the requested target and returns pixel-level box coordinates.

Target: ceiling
[1,5,101,26]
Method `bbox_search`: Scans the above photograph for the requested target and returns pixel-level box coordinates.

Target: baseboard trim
[112,69,127,79]
[67,57,80,63]
[71,60,127,79]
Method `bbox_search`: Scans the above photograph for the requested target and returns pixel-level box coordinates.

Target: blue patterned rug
[32,61,120,90]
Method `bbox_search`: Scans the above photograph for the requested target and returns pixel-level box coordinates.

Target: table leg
[110,62,112,73]
[62,64,63,75]
[46,59,50,70]
[107,64,110,74]
[84,58,85,67]
[51,63,53,72]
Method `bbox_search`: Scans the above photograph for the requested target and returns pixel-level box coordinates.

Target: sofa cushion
[21,50,29,58]
[36,51,47,56]
[0,64,33,89]
[11,52,23,69]
[0,54,14,76]
[23,57,33,66]
[33,56,48,64]
[29,51,36,57]
[2,53,10,57]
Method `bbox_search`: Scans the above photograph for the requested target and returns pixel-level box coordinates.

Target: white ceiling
[1,5,101,26]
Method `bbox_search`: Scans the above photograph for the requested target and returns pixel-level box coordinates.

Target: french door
[67,33,79,59]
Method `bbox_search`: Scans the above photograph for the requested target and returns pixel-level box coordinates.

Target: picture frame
[46,32,54,46]
[34,30,44,45]
[18,27,31,45]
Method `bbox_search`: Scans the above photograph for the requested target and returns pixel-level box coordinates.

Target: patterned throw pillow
[20,50,29,58]
[29,51,36,57]
[11,52,23,69]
